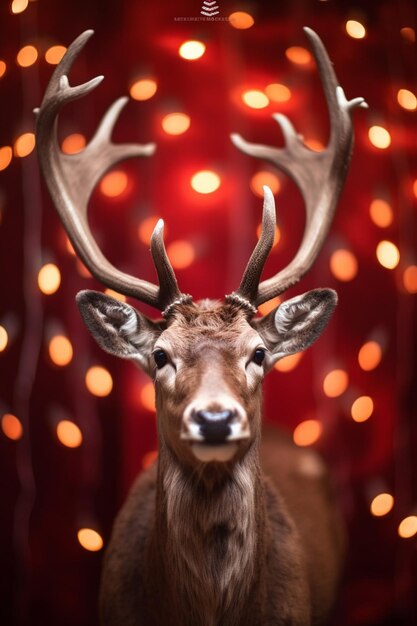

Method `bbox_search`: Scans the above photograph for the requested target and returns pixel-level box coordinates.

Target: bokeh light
[38,263,61,295]
[250,171,281,197]
[77,528,103,552]
[403,265,417,293]
[99,171,128,198]
[398,516,417,539]
[142,450,158,469]
[274,352,303,372]
[323,369,349,398]
[141,382,156,412]
[242,90,269,109]
[285,46,312,65]
[369,199,393,228]
[11,0,28,14]
[190,170,221,194]
[258,297,281,316]
[45,45,67,65]
[228,11,254,29]
[376,240,400,269]
[85,366,113,397]
[0,325,8,352]
[104,289,127,302]
[1,413,23,440]
[61,133,86,154]
[179,40,206,60]
[256,222,280,248]
[400,27,416,43]
[265,83,291,103]
[368,125,391,149]
[16,44,38,67]
[0,146,12,171]
[358,341,382,371]
[14,132,35,157]
[397,88,417,111]
[345,20,366,39]
[161,112,191,135]
[48,335,73,367]
[56,420,83,448]
[138,216,161,245]
[129,78,157,101]
[370,493,394,517]
[329,249,358,281]
[351,395,374,422]
[293,419,322,446]
[0,60,6,78]
[167,240,195,269]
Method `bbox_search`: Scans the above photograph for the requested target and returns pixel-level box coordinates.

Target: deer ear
[76,290,163,372]
[255,289,337,363]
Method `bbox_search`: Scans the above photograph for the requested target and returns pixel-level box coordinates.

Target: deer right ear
[76,290,163,373]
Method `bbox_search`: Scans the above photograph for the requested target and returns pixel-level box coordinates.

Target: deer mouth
[190,442,239,463]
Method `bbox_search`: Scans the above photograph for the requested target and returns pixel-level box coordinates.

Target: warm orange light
[85,366,113,397]
[370,493,394,517]
[167,240,195,270]
[358,341,382,371]
[242,90,269,109]
[129,78,157,101]
[138,216,162,245]
[0,325,8,352]
[285,46,312,65]
[11,0,28,13]
[369,199,393,228]
[104,288,127,303]
[250,171,280,197]
[76,259,92,279]
[293,419,322,446]
[403,265,417,294]
[190,170,221,194]
[38,263,61,295]
[61,133,86,154]
[265,83,291,103]
[398,515,417,539]
[376,240,400,269]
[77,528,103,551]
[179,40,206,60]
[48,335,73,367]
[0,146,12,171]
[400,27,416,43]
[345,20,366,39]
[99,171,128,198]
[256,222,280,248]
[56,420,83,448]
[258,297,281,316]
[161,112,191,135]
[45,45,67,65]
[397,88,417,111]
[16,44,38,67]
[14,132,35,157]
[2,413,23,440]
[0,61,6,78]
[351,395,374,422]
[142,450,158,469]
[329,249,358,282]
[368,125,391,149]
[275,352,303,373]
[141,382,156,412]
[228,11,254,29]
[323,369,349,398]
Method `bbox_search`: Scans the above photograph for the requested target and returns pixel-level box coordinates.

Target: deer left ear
[254,289,337,364]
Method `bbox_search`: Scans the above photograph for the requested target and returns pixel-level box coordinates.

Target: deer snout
[193,409,235,443]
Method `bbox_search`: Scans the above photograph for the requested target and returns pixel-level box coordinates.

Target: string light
[179,40,206,60]
[358,341,382,371]
[256,222,280,247]
[0,146,12,171]
[1,413,23,440]
[61,133,86,154]
[242,90,269,109]
[99,171,128,198]
[56,420,82,448]
[11,0,28,14]
[77,528,103,552]
[370,493,394,517]
[45,45,67,65]
[16,44,38,67]
[351,395,374,422]
[397,88,417,111]
[48,335,73,367]
[323,369,349,398]
[274,352,303,372]
[138,216,162,245]
[369,199,393,228]
[190,170,221,194]
[38,263,61,295]
[376,240,400,269]
[368,126,391,149]
[0,325,8,352]
[228,12,254,29]
[398,516,417,539]
[329,249,358,281]
[264,83,291,103]
[161,112,191,135]
[250,172,280,197]
[141,382,156,412]
[285,46,312,65]
[258,296,281,316]
[14,132,35,157]
[166,240,195,269]
[104,289,127,302]
[403,265,417,293]
[293,419,322,446]
[0,61,6,78]
[345,20,366,39]
[129,78,157,101]
[85,366,113,397]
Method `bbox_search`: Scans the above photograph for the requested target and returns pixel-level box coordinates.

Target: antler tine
[35,30,182,310]
[230,27,367,307]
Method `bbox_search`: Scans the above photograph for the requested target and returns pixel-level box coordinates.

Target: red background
[1,1,417,625]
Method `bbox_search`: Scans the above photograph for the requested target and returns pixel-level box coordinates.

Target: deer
[35,28,367,626]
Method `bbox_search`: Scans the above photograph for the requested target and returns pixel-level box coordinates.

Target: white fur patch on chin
[191,443,238,463]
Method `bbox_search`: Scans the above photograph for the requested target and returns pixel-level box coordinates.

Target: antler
[229,27,367,308]
[35,30,186,312]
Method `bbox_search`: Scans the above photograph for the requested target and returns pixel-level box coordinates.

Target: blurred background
[0,0,416,624]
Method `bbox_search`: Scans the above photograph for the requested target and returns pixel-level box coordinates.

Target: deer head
[35,29,366,467]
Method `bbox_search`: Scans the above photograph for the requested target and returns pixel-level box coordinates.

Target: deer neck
[154,423,265,625]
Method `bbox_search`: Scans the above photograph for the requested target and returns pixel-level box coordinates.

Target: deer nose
[194,410,235,443]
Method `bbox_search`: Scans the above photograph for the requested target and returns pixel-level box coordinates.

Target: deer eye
[153,349,168,369]
[253,348,266,366]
